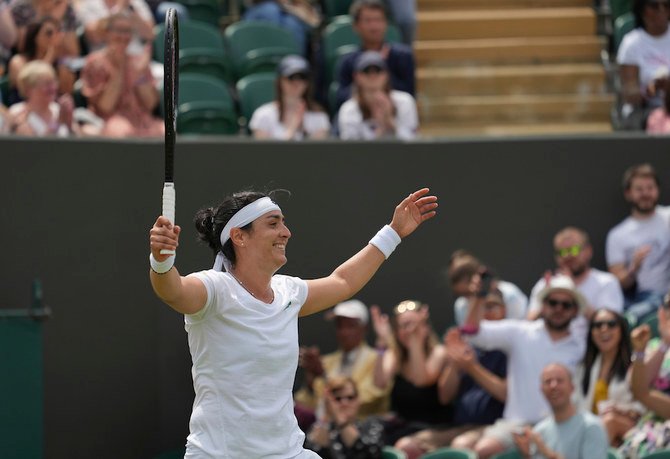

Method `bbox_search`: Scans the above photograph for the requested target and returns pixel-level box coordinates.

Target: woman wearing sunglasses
[250,54,330,140]
[370,300,451,457]
[617,0,670,129]
[304,376,385,459]
[337,50,418,140]
[574,309,645,446]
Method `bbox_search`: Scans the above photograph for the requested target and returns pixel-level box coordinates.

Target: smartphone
[478,269,493,298]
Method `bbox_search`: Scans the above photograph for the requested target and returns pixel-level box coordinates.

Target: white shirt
[528,269,624,314]
[337,90,418,140]
[249,102,331,140]
[453,280,529,326]
[185,270,309,458]
[617,27,670,107]
[606,206,670,295]
[468,319,586,424]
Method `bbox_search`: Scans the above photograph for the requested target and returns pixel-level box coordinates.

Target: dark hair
[622,163,660,190]
[390,301,439,364]
[194,190,286,266]
[448,259,481,285]
[275,74,324,124]
[349,0,388,22]
[354,77,394,120]
[581,310,632,396]
[24,17,60,60]
[632,0,670,29]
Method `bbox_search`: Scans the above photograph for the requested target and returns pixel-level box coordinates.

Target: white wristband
[149,253,175,274]
[369,225,401,259]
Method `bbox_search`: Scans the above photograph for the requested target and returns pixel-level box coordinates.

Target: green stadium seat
[419,447,478,459]
[223,21,300,80]
[609,447,624,459]
[235,72,276,130]
[154,19,225,62]
[322,0,354,18]
[177,73,239,135]
[382,445,407,459]
[641,449,670,458]
[491,449,523,459]
[175,0,223,26]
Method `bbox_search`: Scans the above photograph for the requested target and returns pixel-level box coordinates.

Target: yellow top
[592,378,609,414]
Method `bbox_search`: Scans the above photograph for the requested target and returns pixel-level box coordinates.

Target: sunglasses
[333,395,356,403]
[394,300,421,315]
[647,0,670,9]
[545,298,576,310]
[361,66,384,74]
[287,72,308,81]
[555,244,583,258]
[592,319,618,330]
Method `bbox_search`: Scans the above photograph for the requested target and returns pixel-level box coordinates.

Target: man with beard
[606,163,670,324]
[458,275,587,459]
[526,227,624,325]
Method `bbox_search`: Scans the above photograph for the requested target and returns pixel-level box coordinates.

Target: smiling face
[626,176,660,215]
[541,364,574,411]
[541,290,579,331]
[590,309,623,355]
[238,211,291,272]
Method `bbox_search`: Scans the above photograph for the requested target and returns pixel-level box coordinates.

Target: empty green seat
[224,21,300,79]
[175,0,222,26]
[177,73,238,135]
[235,72,277,129]
[382,445,407,459]
[420,447,478,459]
[613,12,635,54]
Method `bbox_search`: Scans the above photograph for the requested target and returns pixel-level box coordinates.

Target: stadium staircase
[415,0,615,137]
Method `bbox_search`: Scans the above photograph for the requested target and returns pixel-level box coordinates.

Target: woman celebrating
[148,188,438,458]
[617,0,670,128]
[574,309,644,446]
[8,59,80,136]
[8,16,76,105]
[337,51,418,140]
[80,11,163,137]
[370,300,451,458]
[249,54,330,140]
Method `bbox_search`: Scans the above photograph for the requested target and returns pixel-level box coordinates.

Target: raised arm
[149,216,207,315]
[370,305,399,389]
[301,188,437,316]
[631,318,670,418]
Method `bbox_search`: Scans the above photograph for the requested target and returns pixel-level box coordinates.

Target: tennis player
[148,187,438,458]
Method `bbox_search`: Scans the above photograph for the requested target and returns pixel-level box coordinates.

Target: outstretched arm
[149,216,207,315]
[300,188,438,317]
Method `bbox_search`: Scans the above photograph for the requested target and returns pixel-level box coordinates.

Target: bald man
[513,363,608,459]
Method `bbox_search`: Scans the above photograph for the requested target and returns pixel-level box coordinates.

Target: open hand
[389,188,438,238]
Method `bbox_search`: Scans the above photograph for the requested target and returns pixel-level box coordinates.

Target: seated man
[334,0,415,110]
[295,299,390,424]
[513,363,608,459]
[448,249,527,325]
[460,275,587,459]
[527,226,624,333]
[606,163,670,324]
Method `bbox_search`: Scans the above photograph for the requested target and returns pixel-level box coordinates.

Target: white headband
[213,197,281,271]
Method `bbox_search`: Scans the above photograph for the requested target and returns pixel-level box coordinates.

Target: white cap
[332,299,369,324]
[537,274,587,312]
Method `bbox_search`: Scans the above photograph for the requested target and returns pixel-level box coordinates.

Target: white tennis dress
[184,270,320,459]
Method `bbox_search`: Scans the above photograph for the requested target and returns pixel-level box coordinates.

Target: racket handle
[161,182,176,255]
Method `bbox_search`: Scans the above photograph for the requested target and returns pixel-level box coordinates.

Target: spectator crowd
[294,162,670,458]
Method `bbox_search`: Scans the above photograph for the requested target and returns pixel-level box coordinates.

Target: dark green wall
[1,134,669,458]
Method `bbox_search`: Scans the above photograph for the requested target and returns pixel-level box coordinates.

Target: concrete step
[415,36,605,66]
[419,121,612,138]
[418,93,614,123]
[417,63,607,96]
[417,8,596,40]
[418,0,593,10]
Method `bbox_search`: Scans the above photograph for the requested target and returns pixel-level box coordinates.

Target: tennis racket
[161,8,179,255]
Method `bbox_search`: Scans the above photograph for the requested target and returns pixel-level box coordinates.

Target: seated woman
[303,376,385,459]
[8,16,76,106]
[10,0,80,56]
[337,51,418,140]
[8,59,80,136]
[616,0,670,129]
[574,309,645,446]
[80,12,163,138]
[249,54,330,140]
[621,293,670,457]
[371,300,451,457]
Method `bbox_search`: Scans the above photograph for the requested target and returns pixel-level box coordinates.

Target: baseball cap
[537,275,587,312]
[331,299,369,324]
[277,54,310,77]
[354,51,387,73]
